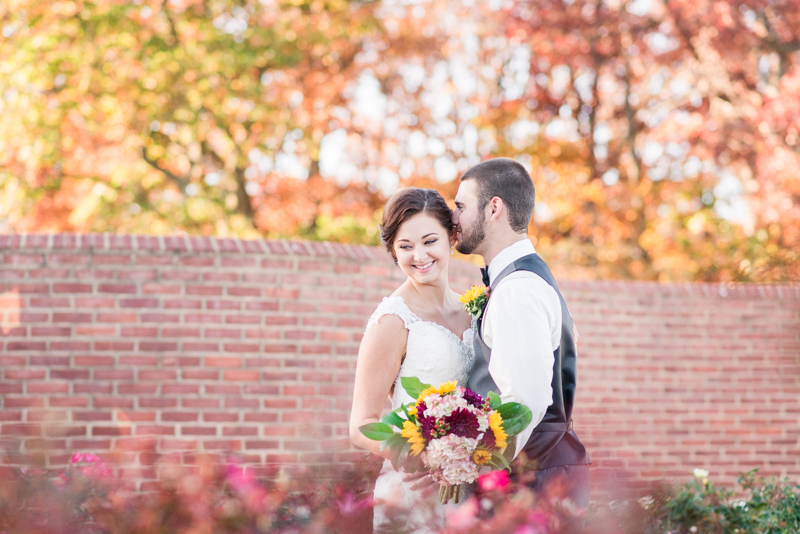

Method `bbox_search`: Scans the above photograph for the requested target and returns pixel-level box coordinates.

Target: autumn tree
[482,0,800,281]
[0,0,384,240]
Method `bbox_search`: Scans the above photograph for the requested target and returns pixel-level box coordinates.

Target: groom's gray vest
[469,253,590,470]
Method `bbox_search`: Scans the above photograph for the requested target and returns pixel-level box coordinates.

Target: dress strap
[365,297,419,332]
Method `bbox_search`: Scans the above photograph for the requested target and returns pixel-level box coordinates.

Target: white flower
[693,468,709,481]
[638,495,654,510]
[423,435,480,485]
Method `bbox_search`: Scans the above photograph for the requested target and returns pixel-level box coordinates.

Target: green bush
[584,470,800,534]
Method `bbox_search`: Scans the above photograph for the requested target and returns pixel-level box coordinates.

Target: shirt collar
[487,239,536,285]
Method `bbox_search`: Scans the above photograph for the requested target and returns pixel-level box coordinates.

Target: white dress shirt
[482,239,561,458]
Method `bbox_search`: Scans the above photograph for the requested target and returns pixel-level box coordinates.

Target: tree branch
[141,147,189,189]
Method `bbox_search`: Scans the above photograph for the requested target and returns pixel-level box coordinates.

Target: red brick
[9,283,49,293]
[77,327,116,338]
[223,370,259,381]
[5,369,45,380]
[227,287,261,297]
[120,298,159,308]
[245,301,280,311]
[205,328,240,339]
[7,341,46,350]
[142,283,181,294]
[118,270,157,281]
[121,327,159,337]
[29,297,70,308]
[185,314,221,324]
[99,284,137,293]
[51,341,92,351]
[76,297,116,308]
[206,300,241,310]
[139,341,178,351]
[53,312,92,322]
[141,313,180,323]
[205,357,242,367]
[186,285,222,296]
[165,299,202,309]
[53,283,93,293]
[162,384,200,394]
[223,343,259,353]
[181,427,217,435]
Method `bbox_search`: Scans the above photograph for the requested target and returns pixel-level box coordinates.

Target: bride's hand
[403,470,438,492]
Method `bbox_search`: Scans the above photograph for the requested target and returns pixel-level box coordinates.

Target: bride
[349,187,474,533]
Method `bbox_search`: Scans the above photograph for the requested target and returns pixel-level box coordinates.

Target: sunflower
[436,381,457,395]
[401,421,426,456]
[459,285,486,303]
[473,449,491,465]
[415,387,438,406]
[415,381,458,406]
[489,412,508,450]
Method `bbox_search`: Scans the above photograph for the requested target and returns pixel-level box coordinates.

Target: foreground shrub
[0,453,797,534]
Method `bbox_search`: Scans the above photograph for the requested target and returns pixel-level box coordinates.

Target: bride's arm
[349,314,408,458]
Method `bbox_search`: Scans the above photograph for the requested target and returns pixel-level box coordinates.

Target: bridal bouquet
[360,378,532,504]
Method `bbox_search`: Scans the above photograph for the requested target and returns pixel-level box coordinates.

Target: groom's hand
[403,470,438,493]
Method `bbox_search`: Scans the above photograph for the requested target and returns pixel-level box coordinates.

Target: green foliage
[399,376,432,401]
[584,470,800,534]
[660,470,800,534]
[496,402,532,438]
[358,421,395,441]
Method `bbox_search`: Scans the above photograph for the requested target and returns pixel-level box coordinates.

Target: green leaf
[399,403,415,423]
[381,411,406,429]
[359,422,396,441]
[502,409,533,438]
[389,436,410,470]
[397,440,411,467]
[380,433,404,452]
[497,402,523,420]
[401,376,432,400]
[487,392,502,409]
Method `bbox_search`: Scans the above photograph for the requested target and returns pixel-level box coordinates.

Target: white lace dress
[366,296,475,534]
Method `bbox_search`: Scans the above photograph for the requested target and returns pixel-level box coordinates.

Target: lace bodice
[366,296,474,410]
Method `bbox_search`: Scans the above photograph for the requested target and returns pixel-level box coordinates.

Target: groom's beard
[455,215,486,255]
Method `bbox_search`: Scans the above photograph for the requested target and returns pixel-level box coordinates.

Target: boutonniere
[459,285,489,323]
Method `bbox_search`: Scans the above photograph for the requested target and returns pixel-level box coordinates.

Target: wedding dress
[366,296,475,534]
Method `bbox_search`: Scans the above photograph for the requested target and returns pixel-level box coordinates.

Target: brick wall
[1,234,798,494]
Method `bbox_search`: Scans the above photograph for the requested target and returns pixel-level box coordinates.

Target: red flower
[446,408,480,439]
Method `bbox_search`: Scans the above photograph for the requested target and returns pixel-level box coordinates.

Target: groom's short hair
[460,158,535,233]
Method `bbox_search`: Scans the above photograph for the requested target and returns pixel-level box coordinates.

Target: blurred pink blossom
[445,496,478,530]
[53,473,70,490]
[336,492,372,515]
[478,469,510,492]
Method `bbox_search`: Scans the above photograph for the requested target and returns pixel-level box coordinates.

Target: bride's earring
[450,245,455,256]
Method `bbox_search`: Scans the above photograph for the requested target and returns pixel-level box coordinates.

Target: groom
[454,158,591,508]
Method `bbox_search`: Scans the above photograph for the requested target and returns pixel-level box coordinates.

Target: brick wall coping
[1,233,798,299]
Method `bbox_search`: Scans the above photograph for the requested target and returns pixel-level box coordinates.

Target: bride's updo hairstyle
[380,187,455,263]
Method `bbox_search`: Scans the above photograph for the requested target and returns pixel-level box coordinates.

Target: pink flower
[53,474,70,490]
[527,511,548,529]
[446,496,478,530]
[477,469,510,492]
[337,493,372,515]
[70,452,84,464]
[81,462,112,479]
[83,453,101,463]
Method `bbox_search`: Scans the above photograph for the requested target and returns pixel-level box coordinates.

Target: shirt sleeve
[482,274,561,459]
